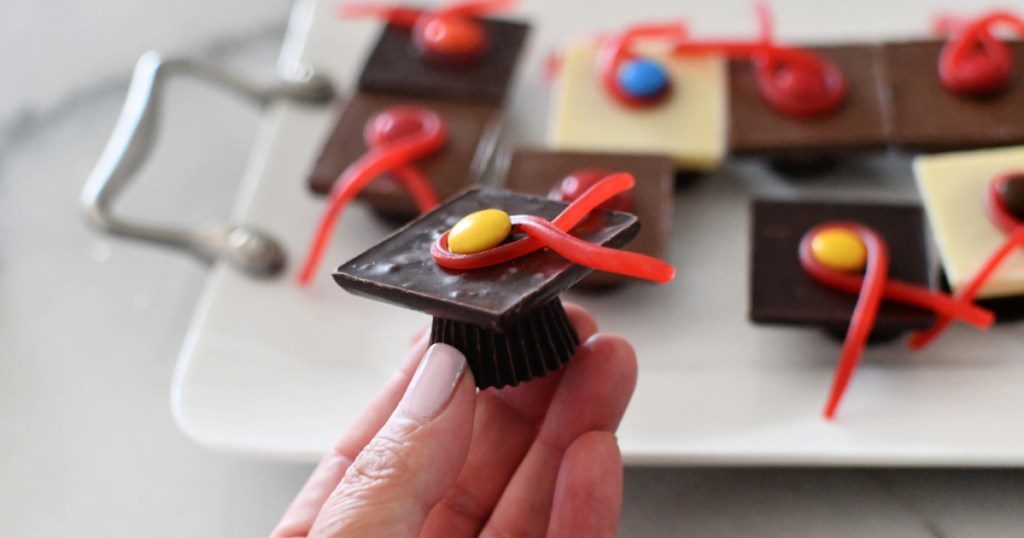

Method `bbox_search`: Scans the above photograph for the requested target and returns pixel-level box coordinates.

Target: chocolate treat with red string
[750,200,993,419]
[500,148,674,288]
[307,92,502,216]
[334,174,675,389]
[670,3,886,166]
[885,10,1024,151]
[343,0,529,105]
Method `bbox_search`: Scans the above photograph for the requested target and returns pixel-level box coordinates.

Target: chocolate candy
[885,41,1024,151]
[358,19,529,105]
[334,188,639,388]
[499,149,674,288]
[307,92,502,219]
[728,44,890,160]
[750,200,935,333]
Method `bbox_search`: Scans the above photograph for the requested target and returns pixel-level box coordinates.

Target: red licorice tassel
[298,107,445,285]
[673,1,847,117]
[909,174,1024,349]
[935,10,1024,97]
[431,173,676,283]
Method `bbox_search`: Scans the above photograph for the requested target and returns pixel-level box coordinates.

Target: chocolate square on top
[334,188,639,331]
[500,148,674,287]
[358,19,529,106]
[884,40,1024,151]
[728,44,890,158]
[750,200,935,332]
[306,92,503,218]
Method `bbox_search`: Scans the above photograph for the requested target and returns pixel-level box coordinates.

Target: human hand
[271,303,638,537]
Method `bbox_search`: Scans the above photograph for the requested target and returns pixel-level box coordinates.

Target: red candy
[339,0,516,68]
[298,107,446,285]
[935,11,1024,97]
[549,168,634,213]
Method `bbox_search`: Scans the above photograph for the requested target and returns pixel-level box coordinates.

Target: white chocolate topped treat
[914,146,1024,299]
[547,43,727,171]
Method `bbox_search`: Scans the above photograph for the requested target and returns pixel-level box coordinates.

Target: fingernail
[398,343,466,418]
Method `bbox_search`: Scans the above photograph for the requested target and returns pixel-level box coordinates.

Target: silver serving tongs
[81,51,333,277]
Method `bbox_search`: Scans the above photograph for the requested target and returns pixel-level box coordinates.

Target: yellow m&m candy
[811,227,867,272]
[448,209,512,254]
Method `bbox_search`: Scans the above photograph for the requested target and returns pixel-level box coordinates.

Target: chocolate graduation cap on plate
[307,0,529,218]
[334,174,674,389]
[749,200,994,418]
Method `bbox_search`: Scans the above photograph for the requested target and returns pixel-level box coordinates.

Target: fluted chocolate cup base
[430,297,580,389]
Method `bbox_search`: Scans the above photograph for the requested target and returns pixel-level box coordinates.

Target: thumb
[309,343,476,537]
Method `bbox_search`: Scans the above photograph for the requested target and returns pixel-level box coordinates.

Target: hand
[272,303,638,537]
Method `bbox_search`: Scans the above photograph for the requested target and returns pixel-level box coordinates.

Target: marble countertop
[2,1,1023,536]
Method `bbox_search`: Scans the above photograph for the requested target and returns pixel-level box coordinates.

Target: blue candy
[617,58,669,98]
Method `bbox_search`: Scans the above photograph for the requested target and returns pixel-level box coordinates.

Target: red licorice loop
[672,1,847,117]
[298,107,446,285]
[597,23,687,107]
[935,11,1024,97]
[800,222,995,417]
[799,223,889,419]
[548,168,634,213]
[431,173,675,283]
[337,0,516,67]
[909,174,1024,349]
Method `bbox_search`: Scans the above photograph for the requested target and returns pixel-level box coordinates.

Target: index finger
[271,329,430,538]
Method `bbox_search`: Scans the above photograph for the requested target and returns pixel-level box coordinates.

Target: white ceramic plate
[172,0,1024,464]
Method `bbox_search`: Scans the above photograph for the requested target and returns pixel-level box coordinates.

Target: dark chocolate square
[728,44,890,157]
[358,19,529,105]
[307,92,503,218]
[884,40,1024,151]
[750,200,935,331]
[500,148,674,287]
[334,188,639,330]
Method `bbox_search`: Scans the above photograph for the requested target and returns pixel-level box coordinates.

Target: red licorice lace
[673,1,847,118]
[799,222,994,419]
[431,173,675,283]
[909,174,1024,349]
[298,107,445,285]
[597,23,687,107]
[934,11,1024,97]
[339,0,515,25]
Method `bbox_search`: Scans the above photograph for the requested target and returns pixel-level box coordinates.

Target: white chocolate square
[914,146,1024,299]
[547,44,727,171]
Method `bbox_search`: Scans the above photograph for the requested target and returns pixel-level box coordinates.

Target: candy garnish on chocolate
[673,1,847,118]
[799,222,994,418]
[597,23,687,107]
[432,173,675,283]
[910,171,1024,348]
[934,10,1024,98]
[548,168,634,213]
[339,0,516,68]
[298,106,445,285]
[447,209,511,254]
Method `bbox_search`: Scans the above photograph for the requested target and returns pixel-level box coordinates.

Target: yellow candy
[448,209,512,254]
[811,227,867,272]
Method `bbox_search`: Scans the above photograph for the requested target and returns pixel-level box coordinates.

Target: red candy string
[673,1,847,118]
[799,223,889,419]
[909,174,1024,349]
[934,11,1024,97]
[799,222,994,419]
[298,107,445,286]
[597,22,688,107]
[431,173,676,283]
